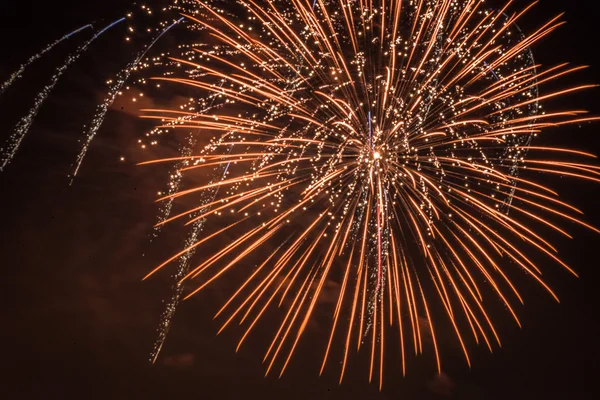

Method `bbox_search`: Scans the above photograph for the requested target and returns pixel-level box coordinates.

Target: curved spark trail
[71,17,186,181]
[150,80,227,235]
[149,154,233,363]
[0,18,125,171]
[149,76,231,358]
[0,24,93,95]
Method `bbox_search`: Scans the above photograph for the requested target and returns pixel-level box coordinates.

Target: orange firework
[141,0,599,388]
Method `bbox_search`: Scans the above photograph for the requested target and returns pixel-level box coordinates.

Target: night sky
[1,1,599,398]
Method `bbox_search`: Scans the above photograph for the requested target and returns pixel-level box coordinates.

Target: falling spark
[0,18,126,171]
[0,24,93,95]
[71,17,185,181]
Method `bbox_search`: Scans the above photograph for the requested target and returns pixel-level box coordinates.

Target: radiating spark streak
[321,246,355,375]
[264,229,330,362]
[520,146,597,159]
[215,236,292,325]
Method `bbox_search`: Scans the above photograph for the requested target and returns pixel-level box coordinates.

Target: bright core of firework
[139,0,599,388]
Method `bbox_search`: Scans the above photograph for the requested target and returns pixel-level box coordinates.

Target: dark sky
[1,1,599,399]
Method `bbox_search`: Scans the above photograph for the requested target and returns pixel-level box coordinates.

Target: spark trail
[150,153,233,363]
[0,18,125,171]
[71,17,185,181]
[150,80,227,235]
[148,79,230,361]
[0,24,93,95]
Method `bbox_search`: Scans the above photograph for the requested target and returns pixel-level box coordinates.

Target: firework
[0,23,92,96]
[140,0,600,387]
[1,0,597,389]
[0,18,126,171]
[71,17,185,181]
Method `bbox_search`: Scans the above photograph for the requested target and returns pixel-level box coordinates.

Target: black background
[0,1,599,398]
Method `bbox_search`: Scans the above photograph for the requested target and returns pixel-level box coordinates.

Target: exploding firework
[137,0,600,387]
[1,0,599,389]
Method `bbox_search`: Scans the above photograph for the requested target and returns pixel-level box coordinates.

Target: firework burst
[140,0,599,387]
